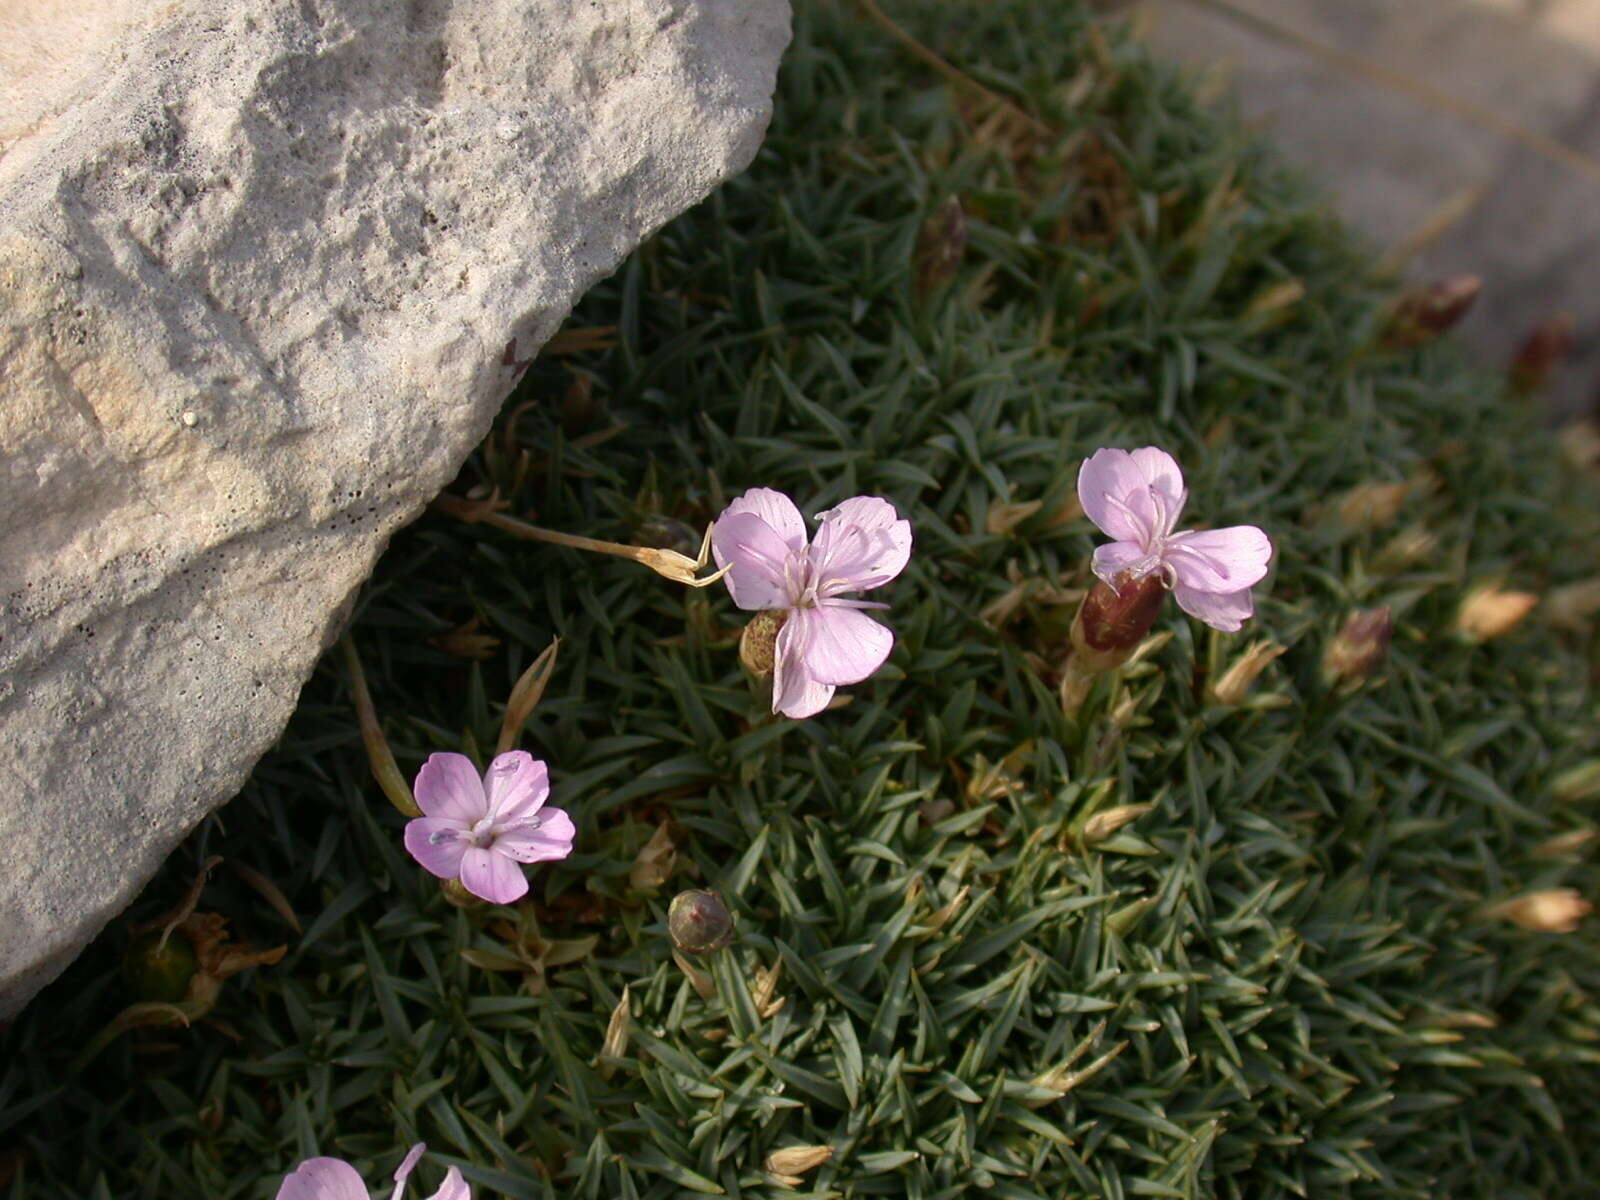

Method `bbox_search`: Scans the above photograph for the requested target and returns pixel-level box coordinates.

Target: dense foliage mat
[5,3,1600,1198]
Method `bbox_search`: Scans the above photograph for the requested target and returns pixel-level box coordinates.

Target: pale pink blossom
[403,751,574,905]
[276,1143,470,1200]
[1078,447,1272,632]
[712,488,912,718]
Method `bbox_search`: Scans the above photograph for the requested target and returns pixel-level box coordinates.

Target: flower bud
[1082,803,1152,845]
[1543,579,1600,632]
[1332,481,1408,533]
[1372,525,1438,573]
[1509,313,1575,395]
[1059,572,1166,713]
[1209,640,1286,705]
[1532,830,1598,858]
[668,890,734,955]
[1456,584,1538,641]
[1382,274,1481,350]
[601,985,631,1063]
[1070,572,1166,674]
[1482,888,1592,933]
[914,196,967,296]
[1322,607,1392,687]
[766,1146,834,1180]
[124,930,200,1004]
[739,610,786,679]
[1551,760,1600,804]
[1559,416,1600,471]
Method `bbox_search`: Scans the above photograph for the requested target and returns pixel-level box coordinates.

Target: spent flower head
[404,751,574,905]
[1078,446,1272,632]
[712,488,911,718]
[276,1143,469,1200]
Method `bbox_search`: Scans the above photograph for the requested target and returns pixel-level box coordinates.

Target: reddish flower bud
[1509,314,1576,395]
[1071,572,1166,673]
[1382,275,1481,350]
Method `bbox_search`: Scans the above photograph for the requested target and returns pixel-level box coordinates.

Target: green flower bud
[668,890,734,955]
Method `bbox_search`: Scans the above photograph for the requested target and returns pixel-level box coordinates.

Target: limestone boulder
[0,0,790,1016]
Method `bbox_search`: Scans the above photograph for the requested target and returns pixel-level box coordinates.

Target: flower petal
[1078,447,1187,544]
[495,808,576,863]
[1091,539,1161,585]
[721,487,808,552]
[391,1144,427,1200]
[459,847,529,905]
[792,604,894,686]
[426,1167,472,1200]
[481,751,549,823]
[712,510,797,611]
[810,496,912,593]
[275,1158,370,1200]
[404,818,468,880]
[1173,583,1256,632]
[414,753,488,822]
[772,617,837,718]
[1165,525,1272,593]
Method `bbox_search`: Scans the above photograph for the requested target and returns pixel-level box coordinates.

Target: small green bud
[124,931,199,1004]
[668,890,734,955]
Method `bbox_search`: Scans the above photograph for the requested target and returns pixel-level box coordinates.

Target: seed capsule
[124,930,200,1004]
[739,610,787,679]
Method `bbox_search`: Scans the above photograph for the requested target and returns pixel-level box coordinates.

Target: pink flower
[712,488,912,719]
[276,1143,470,1200]
[1078,447,1272,632]
[403,751,574,905]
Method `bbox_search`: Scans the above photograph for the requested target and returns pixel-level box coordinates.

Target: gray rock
[0,0,790,1017]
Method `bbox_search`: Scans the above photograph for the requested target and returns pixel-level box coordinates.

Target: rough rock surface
[0,0,790,1017]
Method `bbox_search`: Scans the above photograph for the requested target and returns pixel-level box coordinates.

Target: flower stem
[433,493,729,588]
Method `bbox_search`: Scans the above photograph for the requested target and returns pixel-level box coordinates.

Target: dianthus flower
[276,1143,469,1200]
[712,488,912,719]
[403,751,574,905]
[1078,447,1272,632]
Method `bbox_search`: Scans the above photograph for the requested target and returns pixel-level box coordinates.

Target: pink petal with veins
[720,487,808,552]
[482,752,548,823]
[404,818,469,879]
[494,809,576,863]
[459,847,528,905]
[712,511,796,611]
[1165,526,1272,594]
[414,753,488,823]
[791,605,894,686]
[275,1158,370,1200]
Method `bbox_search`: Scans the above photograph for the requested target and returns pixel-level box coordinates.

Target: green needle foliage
[5,3,1599,1198]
